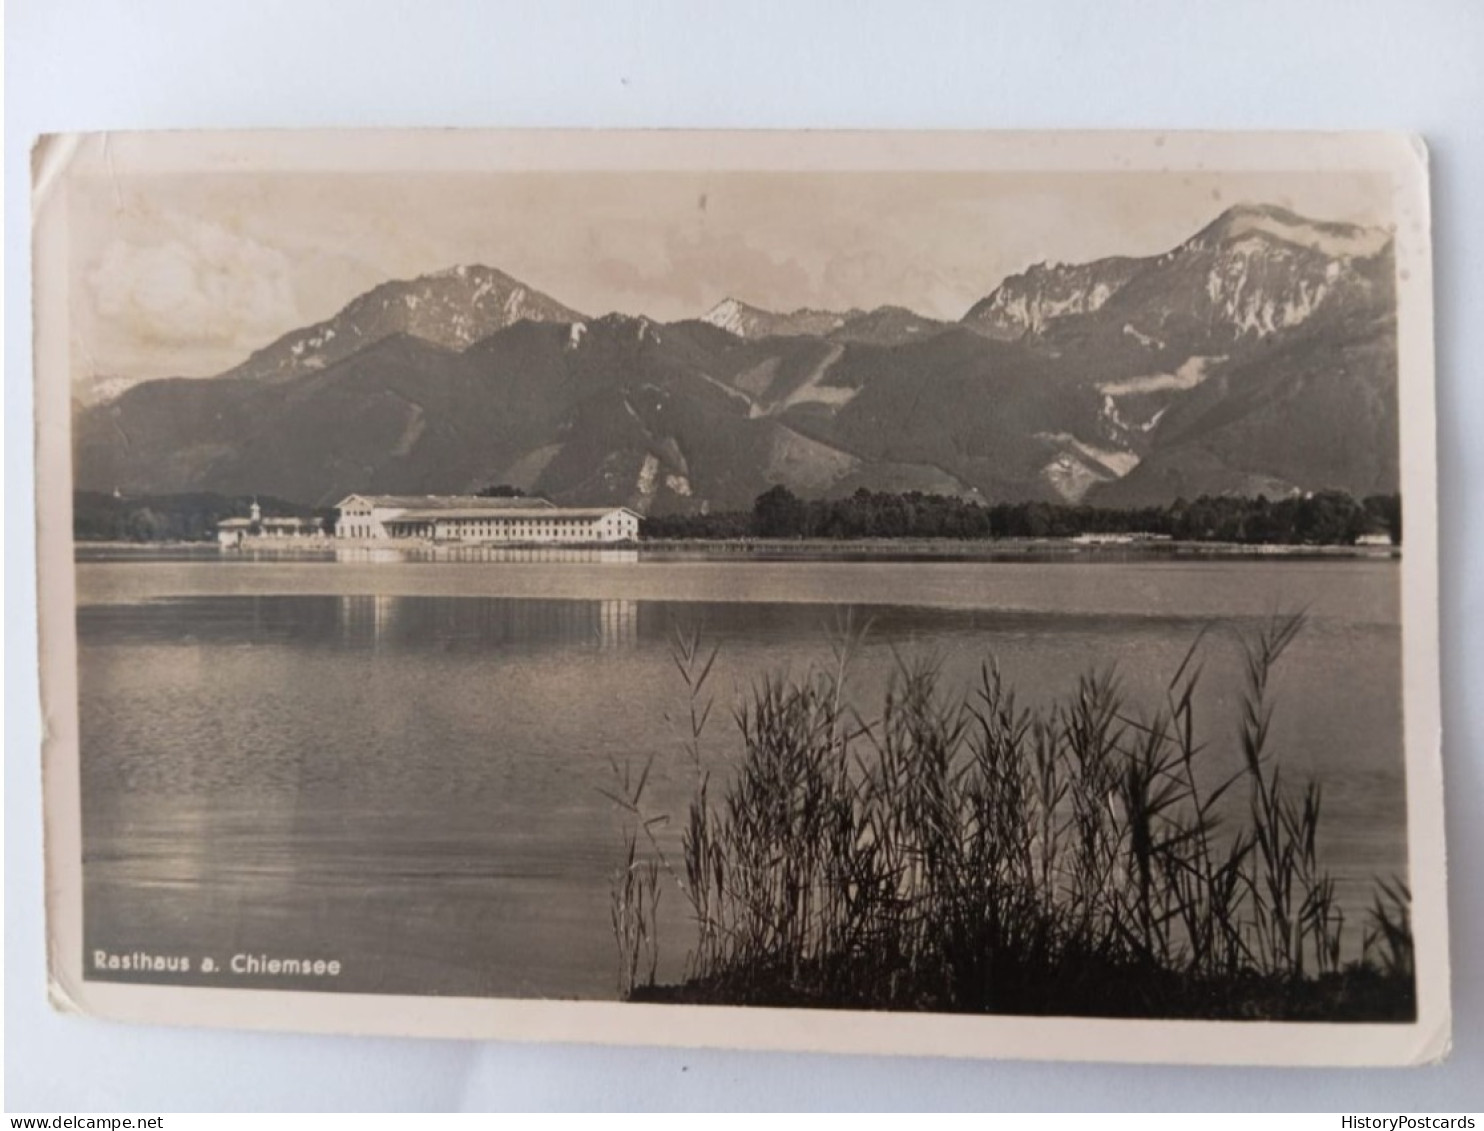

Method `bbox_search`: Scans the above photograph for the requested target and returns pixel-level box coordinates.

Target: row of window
[338,516,634,538]
[437,521,610,536]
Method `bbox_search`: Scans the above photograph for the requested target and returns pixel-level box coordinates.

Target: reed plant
[607,613,1415,1019]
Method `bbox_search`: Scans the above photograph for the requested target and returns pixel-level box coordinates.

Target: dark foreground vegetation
[73,491,330,542]
[643,486,1402,546]
[605,616,1415,1021]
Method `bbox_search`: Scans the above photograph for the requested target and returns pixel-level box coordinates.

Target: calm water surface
[76,551,1406,999]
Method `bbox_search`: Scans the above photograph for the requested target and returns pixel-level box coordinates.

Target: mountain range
[73,203,1399,513]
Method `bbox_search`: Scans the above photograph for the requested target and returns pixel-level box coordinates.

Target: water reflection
[79,590,1377,658]
[332,545,640,566]
[331,594,639,650]
[83,595,644,654]
[598,598,637,650]
[336,593,400,642]
[331,547,408,565]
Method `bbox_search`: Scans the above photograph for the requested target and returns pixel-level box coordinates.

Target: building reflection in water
[596,598,637,651]
[334,594,640,652]
[333,546,641,566]
[337,594,400,646]
[332,547,409,565]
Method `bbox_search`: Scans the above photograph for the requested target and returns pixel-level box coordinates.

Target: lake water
[75,549,1406,1000]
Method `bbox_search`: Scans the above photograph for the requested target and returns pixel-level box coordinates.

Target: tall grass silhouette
[605,613,1415,1019]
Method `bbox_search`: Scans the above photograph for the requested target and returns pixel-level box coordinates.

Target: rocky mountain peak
[961,256,1144,341]
[963,203,1392,345]
[702,298,859,340]
[220,265,586,385]
[1189,202,1391,259]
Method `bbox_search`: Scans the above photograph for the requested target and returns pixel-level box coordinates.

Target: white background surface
[6,0,1482,1112]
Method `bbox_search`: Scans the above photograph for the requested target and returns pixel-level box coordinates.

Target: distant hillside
[830,306,952,347]
[73,491,324,542]
[73,203,1398,512]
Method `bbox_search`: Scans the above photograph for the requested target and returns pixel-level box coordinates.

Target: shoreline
[632,537,1400,559]
[72,536,1402,559]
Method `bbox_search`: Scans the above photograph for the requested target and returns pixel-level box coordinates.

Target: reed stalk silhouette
[605,612,1415,1019]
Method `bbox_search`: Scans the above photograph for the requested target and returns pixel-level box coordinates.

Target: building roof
[386,506,640,523]
[220,515,317,529]
[336,494,555,512]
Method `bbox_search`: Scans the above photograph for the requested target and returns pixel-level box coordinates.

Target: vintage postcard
[34,130,1448,1065]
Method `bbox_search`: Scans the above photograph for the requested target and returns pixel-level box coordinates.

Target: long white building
[334,494,641,543]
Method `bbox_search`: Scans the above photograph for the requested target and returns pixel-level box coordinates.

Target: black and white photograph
[33,130,1447,1066]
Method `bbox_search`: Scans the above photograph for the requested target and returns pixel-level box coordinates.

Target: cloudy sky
[67,167,1391,385]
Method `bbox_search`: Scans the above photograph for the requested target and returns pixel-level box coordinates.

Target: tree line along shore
[73,486,1401,548]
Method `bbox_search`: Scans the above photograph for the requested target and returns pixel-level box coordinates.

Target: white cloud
[88,218,302,354]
